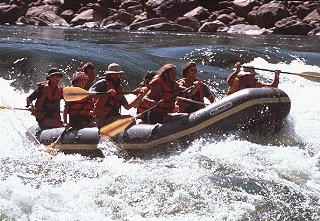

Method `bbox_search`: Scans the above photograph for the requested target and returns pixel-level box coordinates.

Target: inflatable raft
[27,88,291,155]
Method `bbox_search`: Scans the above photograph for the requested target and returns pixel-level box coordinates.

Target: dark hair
[144,71,157,82]
[182,61,196,78]
[82,62,94,74]
[158,64,176,82]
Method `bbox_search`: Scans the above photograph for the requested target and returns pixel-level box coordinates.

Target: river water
[0,26,319,220]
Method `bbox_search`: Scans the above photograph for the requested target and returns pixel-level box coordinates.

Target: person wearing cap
[226,62,281,95]
[142,64,201,124]
[26,67,64,129]
[63,71,96,128]
[176,61,215,113]
[89,63,145,128]
[81,62,96,90]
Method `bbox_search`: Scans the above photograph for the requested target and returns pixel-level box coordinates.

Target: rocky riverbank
[0,0,319,35]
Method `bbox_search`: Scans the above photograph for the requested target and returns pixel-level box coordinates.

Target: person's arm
[227,62,241,87]
[141,82,162,107]
[123,89,147,110]
[26,86,43,107]
[202,84,215,103]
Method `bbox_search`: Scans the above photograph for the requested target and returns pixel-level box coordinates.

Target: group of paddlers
[26,61,280,130]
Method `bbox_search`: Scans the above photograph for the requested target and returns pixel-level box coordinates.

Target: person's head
[158,64,177,83]
[72,71,89,88]
[82,62,96,82]
[105,63,123,86]
[238,70,257,88]
[143,71,157,86]
[46,67,63,85]
[182,61,197,80]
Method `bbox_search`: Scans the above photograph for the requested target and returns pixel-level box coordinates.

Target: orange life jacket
[68,97,93,117]
[34,82,62,120]
[176,79,204,112]
[93,80,123,118]
[148,77,178,113]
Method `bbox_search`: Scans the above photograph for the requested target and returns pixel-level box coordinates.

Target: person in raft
[89,63,145,129]
[26,67,64,129]
[226,62,281,95]
[142,63,201,124]
[63,71,96,128]
[176,61,215,113]
[133,71,157,124]
[81,62,96,90]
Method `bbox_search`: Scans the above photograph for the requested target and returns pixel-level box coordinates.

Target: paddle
[243,66,320,83]
[176,96,208,106]
[0,105,64,113]
[63,86,141,102]
[41,127,72,156]
[99,85,195,139]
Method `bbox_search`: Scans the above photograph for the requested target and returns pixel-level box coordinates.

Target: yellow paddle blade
[299,72,320,83]
[63,86,90,102]
[0,105,10,110]
[99,117,134,139]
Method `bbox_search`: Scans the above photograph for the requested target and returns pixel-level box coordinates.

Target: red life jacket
[227,74,257,95]
[68,97,93,117]
[34,82,62,120]
[93,80,123,118]
[176,78,204,112]
[148,77,178,113]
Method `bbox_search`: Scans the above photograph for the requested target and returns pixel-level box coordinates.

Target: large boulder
[198,20,225,33]
[232,0,260,17]
[303,9,320,25]
[274,16,314,35]
[175,16,200,31]
[0,4,21,24]
[183,6,209,21]
[227,24,270,35]
[145,0,198,21]
[71,9,103,26]
[254,2,291,28]
[25,6,68,26]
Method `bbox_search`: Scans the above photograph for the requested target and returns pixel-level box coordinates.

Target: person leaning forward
[142,63,200,124]
[89,63,145,129]
[26,67,64,129]
[226,62,281,95]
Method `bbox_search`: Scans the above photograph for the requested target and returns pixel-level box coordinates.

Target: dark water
[0,26,320,220]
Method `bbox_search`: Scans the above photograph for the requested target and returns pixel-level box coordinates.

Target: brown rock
[175,16,200,31]
[198,20,225,33]
[232,0,260,18]
[143,22,194,32]
[183,6,210,21]
[0,4,21,24]
[128,17,169,30]
[255,2,291,28]
[71,9,103,26]
[303,9,320,24]
[274,16,313,35]
[227,23,270,35]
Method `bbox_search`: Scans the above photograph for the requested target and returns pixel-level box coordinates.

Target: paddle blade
[0,105,10,110]
[299,72,320,83]
[99,117,133,139]
[63,86,89,102]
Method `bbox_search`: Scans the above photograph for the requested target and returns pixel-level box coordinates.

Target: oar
[99,85,195,139]
[41,127,72,156]
[0,105,63,113]
[0,105,29,111]
[63,87,141,102]
[176,96,208,106]
[243,66,320,83]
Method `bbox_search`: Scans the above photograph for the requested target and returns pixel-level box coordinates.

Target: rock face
[0,0,319,35]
